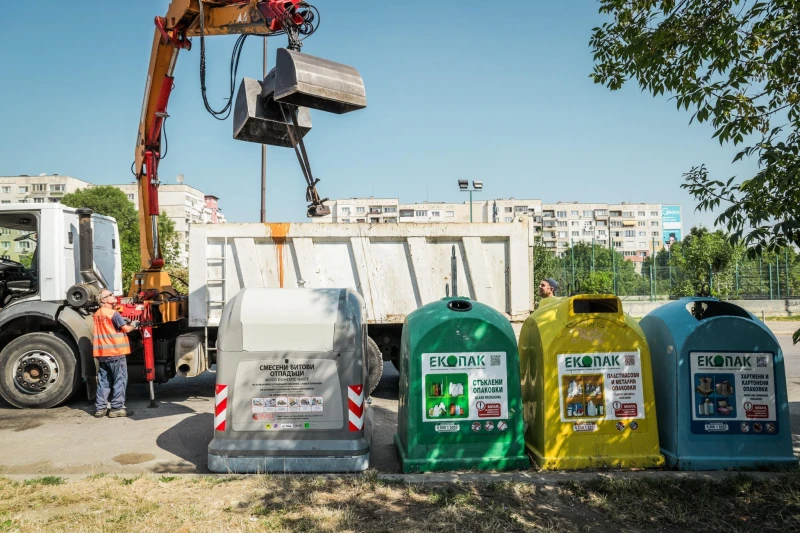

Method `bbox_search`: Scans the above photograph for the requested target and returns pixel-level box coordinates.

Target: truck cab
[0,204,121,408]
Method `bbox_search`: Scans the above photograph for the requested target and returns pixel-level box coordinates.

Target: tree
[61,187,181,292]
[590,1,800,255]
[666,227,745,298]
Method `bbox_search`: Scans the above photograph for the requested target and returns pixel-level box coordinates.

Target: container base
[662,449,798,471]
[527,443,665,470]
[395,434,530,473]
[207,452,370,474]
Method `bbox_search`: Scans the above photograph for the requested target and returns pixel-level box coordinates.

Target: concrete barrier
[621,298,800,318]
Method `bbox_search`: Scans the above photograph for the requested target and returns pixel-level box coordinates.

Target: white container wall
[189,218,534,328]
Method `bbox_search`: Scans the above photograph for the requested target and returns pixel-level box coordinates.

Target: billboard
[663,229,682,247]
[662,205,682,229]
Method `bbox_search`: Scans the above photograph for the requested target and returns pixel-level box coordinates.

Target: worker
[538,278,559,299]
[93,289,139,418]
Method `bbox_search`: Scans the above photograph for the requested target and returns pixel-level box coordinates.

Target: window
[624,230,636,237]
[33,198,44,203]
[18,186,28,193]
[571,210,579,216]
[0,201,9,205]
[637,211,645,217]
[624,251,636,257]
[614,241,623,248]
[504,207,512,213]
[613,231,621,237]
[341,218,351,223]
[583,210,593,217]
[127,194,135,201]
[18,199,29,203]
[558,231,568,238]
[446,211,455,217]
[0,187,9,193]
[556,211,567,217]
[595,210,608,216]
[0,229,10,235]
[611,221,622,227]
[640,251,648,257]
[584,221,593,226]
[557,221,567,227]
[415,210,427,217]
[341,207,351,215]
[622,211,633,217]
[383,207,397,213]
[0,242,7,249]
[356,218,365,223]
[638,231,646,236]
[385,217,397,223]
[17,241,31,251]
[570,231,579,236]
[652,232,659,237]
[650,211,659,217]
[610,210,622,217]
[49,184,65,192]
[431,211,440,217]
[356,207,365,213]
[651,221,659,227]
[400,210,413,217]
[504,217,513,222]
[31,184,46,192]
[638,221,646,227]
[638,241,647,248]
[598,230,607,236]
[596,220,607,227]
[515,206,527,213]
[543,210,555,217]
[571,221,579,226]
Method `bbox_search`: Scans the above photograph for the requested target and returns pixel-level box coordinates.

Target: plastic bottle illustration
[587,400,597,416]
[597,404,604,416]
[704,398,714,416]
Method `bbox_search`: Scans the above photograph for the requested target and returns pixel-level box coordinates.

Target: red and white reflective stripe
[348,384,364,431]
[215,384,228,432]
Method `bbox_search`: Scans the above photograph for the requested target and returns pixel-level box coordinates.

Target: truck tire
[0,332,81,409]
[366,336,383,395]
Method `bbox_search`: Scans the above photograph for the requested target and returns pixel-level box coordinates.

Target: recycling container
[395,297,529,473]
[518,295,663,470]
[640,298,796,470]
[208,288,373,473]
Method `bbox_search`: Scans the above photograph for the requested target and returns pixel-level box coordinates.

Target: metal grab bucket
[272,48,367,114]
[232,75,312,146]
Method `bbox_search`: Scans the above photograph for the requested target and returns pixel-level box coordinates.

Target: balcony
[369,208,382,215]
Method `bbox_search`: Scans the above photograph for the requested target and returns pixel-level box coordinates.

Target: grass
[22,477,64,487]
[0,472,798,532]
[764,315,800,321]
[561,472,800,532]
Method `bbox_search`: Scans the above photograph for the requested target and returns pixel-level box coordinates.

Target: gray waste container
[208,288,373,473]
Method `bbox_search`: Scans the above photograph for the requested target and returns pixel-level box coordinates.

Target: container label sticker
[421,352,508,422]
[689,352,777,435]
[434,423,460,433]
[232,359,343,431]
[557,352,645,422]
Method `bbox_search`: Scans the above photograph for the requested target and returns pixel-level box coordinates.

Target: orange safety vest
[93,307,131,358]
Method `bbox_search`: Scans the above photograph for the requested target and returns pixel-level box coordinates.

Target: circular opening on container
[447,300,473,312]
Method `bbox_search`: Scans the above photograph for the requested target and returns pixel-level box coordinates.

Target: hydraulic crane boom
[135,1,272,277]
[133,0,366,303]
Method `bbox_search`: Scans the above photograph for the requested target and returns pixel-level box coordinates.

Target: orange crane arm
[134,0,273,276]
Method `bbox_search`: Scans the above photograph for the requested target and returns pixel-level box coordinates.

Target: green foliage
[23,476,64,486]
[61,187,182,291]
[591,1,800,254]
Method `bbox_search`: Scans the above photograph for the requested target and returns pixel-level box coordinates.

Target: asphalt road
[0,329,797,475]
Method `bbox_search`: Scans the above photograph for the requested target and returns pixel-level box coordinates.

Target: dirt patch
[113,453,156,465]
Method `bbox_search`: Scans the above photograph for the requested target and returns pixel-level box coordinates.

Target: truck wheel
[366,336,383,395]
[0,332,80,408]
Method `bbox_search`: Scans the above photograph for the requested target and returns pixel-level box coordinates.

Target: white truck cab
[0,204,121,408]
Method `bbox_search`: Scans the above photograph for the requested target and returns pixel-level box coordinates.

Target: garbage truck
[0,203,536,408]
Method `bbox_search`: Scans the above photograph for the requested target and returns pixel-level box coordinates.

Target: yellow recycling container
[518,295,664,470]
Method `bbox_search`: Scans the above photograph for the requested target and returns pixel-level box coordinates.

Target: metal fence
[539,258,800,301]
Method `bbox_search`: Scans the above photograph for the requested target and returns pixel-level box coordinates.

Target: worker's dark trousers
[95,356,128,411]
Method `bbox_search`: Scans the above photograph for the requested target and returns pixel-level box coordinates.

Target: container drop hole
[573,299,618,314]
[448,300,473,312]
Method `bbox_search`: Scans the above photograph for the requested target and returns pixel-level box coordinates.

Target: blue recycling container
[640,298,796,470]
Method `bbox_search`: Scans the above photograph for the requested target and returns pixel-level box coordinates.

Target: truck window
[0,214,39,306]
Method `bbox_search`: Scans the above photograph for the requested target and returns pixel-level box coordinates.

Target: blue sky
[0,0,757,228]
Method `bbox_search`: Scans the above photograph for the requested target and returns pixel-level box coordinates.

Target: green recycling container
[394,297,529,473]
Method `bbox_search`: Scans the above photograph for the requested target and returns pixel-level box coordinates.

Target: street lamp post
[458,180,483,222]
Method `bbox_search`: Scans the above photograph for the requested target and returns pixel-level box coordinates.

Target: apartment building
[0,174,92,205]
[314,196,682,261]
[112,183,226,266]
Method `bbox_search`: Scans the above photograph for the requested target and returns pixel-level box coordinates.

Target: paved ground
[0,323,798,476]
